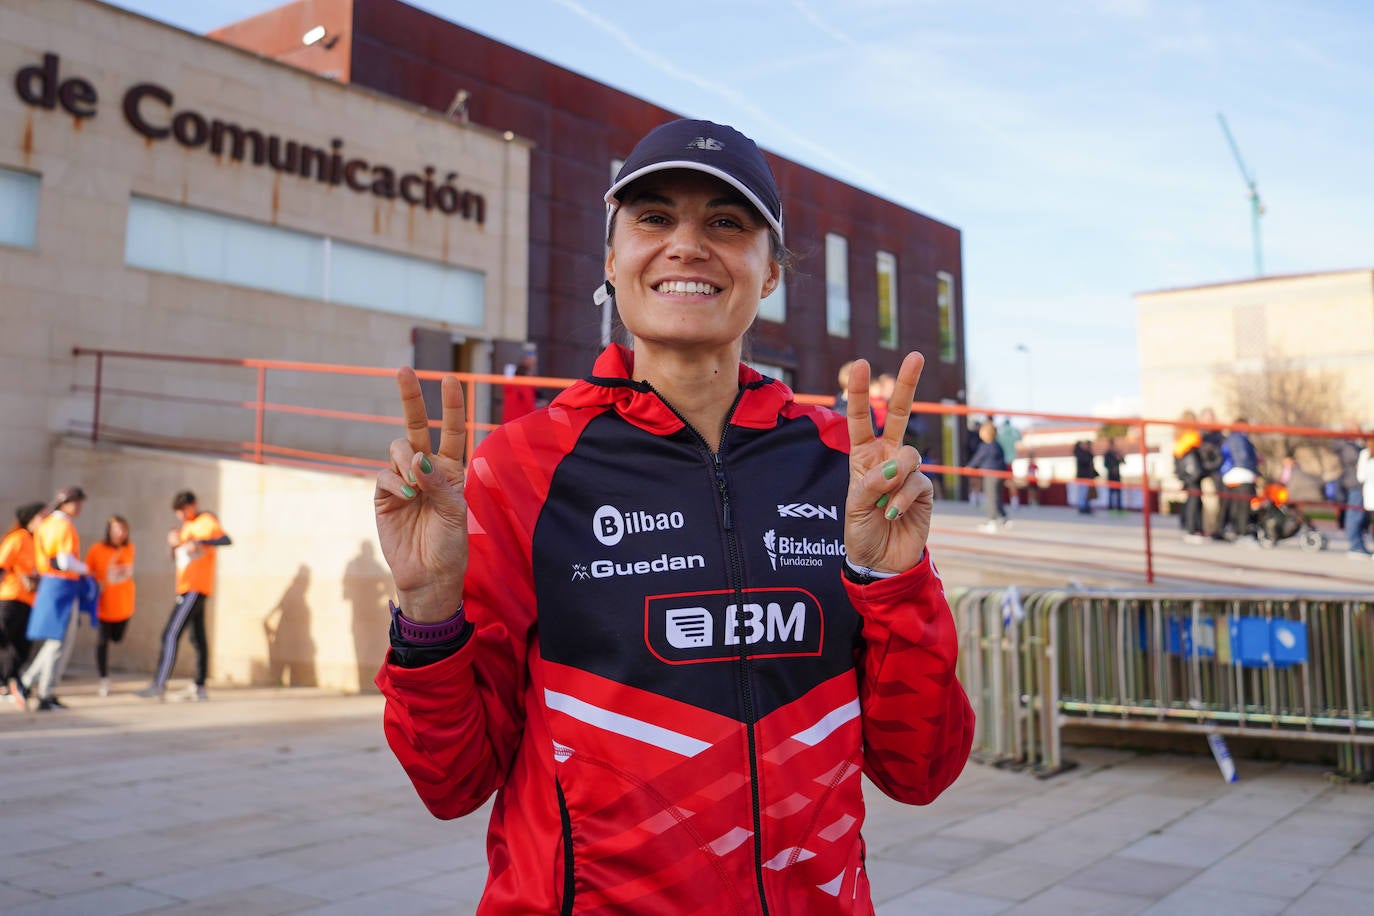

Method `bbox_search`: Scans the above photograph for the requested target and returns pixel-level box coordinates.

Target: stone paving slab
[2,676,1371,914]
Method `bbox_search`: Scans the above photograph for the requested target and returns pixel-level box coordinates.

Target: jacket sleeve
[846,552,974,805]
[374,442,539,820]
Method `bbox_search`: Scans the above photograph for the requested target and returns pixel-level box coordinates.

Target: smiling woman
[372,118,974,915]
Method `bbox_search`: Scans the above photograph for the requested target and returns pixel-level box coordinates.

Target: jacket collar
[551,344,795,437]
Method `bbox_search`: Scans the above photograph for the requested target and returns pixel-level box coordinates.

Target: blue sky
[109,0,1374,416]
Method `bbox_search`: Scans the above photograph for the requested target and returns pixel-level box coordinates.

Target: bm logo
[645,588,824,664]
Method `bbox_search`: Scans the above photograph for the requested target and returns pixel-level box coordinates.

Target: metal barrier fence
[951,586,1374,781]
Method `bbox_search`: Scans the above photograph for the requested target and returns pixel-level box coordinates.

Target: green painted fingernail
[876,493,890,509]
[419,455,433,474]
[882,460,898,479]
[885,505,900,520]
[401,484,416,499]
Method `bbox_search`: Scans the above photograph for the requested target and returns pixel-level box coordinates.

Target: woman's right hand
[374,368,469,622]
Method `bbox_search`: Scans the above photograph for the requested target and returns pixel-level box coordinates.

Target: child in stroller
[1250,483,1328,551]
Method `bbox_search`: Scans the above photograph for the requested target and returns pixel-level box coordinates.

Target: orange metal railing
[70,347,1369,584]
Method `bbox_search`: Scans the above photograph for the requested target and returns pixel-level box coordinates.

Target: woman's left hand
[843,351,933,574]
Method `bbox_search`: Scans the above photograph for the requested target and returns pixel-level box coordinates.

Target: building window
[876,251,898,348]
[826,233,850,337]
[124,196,484,326]
[757,277,786,324]
[0,167,40,249]
[937,270,956,362]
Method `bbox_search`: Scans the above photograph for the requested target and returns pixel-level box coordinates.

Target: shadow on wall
[346,541,391,692]
[257,564,317,686]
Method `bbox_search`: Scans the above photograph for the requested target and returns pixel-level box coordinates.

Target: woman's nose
[666,220,708,259]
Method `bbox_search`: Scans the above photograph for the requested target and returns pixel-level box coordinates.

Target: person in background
[500,350,539,424]
[1173,412,1206,543]
[968,420,1008,532]
[833,360,856,414]
[1101,439,1124,514]
[372,118,973,913]
[1025,452,1040,507]
[1357,435,1374,556]
[22,487,91,711]
[136,491,232,701]
[0,502,46,708]
[870,372,894,432]
[1197,407,1227,539]
[1333,422,1369,557]
[86,515,136,696]
[996,417,1021,468]
[1073,440,1099,515]
[1220,417,1260,542]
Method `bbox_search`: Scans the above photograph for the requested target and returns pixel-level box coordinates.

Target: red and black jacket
[377,345,974,915]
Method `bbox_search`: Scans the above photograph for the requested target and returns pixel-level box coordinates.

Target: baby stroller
[1250,483,1328,551]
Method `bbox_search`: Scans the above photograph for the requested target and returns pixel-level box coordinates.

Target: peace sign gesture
[374,368,469,622]
[843,351,933,575]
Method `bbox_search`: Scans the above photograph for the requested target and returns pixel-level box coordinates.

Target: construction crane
[1217,112,1264,277]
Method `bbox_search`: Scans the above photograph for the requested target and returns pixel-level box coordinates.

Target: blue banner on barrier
[1230,616,1308,668]
[1145,612,1308,668]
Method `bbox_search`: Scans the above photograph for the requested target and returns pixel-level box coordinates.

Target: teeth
[657,280,717,295]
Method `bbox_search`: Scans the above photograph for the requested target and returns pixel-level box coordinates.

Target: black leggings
[96,619,129,678]
[0,599,34,683]
[153,592,207,688]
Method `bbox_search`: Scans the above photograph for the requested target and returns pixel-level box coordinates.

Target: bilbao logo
[593,504,686,547]
[645,588,824,664]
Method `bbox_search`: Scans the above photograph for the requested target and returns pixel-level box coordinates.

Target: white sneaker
[184,684,208,702]
[978,520,1000,533]
[98,678,111,697]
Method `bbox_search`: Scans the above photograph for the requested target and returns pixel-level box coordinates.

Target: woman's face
[109,519,128,546]
[606,171,779,356]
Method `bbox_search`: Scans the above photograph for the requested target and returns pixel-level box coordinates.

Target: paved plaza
[928,499,1374,592]
[1,675,1371,915]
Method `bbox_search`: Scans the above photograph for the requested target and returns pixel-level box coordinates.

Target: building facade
[1,0,531,511]
[209,0,968,418]
[1135,269,1374,441]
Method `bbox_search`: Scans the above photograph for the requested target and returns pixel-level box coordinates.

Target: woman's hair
[104,514,130,547]
[10,502,45,535]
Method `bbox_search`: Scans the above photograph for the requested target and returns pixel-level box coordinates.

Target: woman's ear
[604,248,616,285]
[761,260,781,298]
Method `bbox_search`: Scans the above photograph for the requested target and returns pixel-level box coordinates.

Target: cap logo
[687,137,724,151]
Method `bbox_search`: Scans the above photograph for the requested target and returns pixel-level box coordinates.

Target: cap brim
[604,160,783,240]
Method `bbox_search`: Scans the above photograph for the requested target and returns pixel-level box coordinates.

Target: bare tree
[1217,354,1349,473]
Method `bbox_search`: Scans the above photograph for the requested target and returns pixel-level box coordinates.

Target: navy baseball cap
[605,119,783,240]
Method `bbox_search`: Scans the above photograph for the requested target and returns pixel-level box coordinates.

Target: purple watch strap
[389,600,466,644]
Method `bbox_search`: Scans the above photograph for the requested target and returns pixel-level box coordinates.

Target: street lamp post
[1015,343,1033,412]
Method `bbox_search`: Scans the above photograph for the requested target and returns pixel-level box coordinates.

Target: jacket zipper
[645,383,771,915]
[556,779,575,915]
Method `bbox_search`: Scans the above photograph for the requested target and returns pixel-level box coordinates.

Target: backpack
[1197,442,1223,475]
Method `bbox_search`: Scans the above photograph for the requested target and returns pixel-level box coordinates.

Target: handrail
[70,346,1370,586]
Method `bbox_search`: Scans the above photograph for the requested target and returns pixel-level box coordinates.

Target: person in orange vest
[136,491,231,702]
[22,486,91,711]
[86,515,136,697]
[1,501,46,708]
